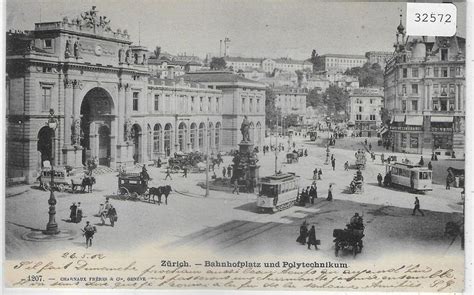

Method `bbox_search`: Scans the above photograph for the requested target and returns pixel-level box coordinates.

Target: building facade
[182,71,266,151]
[5,7,265,183]
[274,87,307,124]
[224,56,312,74]
[384,19,466,156]
[348,88,383,136]
[319,54,367,73]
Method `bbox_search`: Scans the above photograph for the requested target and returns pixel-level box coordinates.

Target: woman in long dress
[327,184,333,201]
[296,222,308,245]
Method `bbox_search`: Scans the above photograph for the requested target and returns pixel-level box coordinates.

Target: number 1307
[414,13,452,23]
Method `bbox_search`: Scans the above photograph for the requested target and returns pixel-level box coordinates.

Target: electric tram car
[256,173,300,213]
[385,162,432,192]
[308,130,318,141]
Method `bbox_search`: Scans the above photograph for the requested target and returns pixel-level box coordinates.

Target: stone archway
[178,122,187,152]
[37,126,53,167]
[80,87,114,166]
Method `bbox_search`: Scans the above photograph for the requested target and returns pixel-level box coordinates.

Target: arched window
[198,122,205,150]
[178,122,187,152]
[164,123,173,157]
[147,124,152,160]
[190,123,197,150]
[215,122,221,150]
[208,122,214,149]
[153,124,162,156]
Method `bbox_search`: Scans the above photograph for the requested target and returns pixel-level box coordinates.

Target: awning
[431,116,453,123]
[390,115,405,124]
[379,128,389,135]
[405,116,424,126]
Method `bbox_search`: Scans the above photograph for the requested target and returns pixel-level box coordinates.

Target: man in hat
[412,197,424,216]
[69,202,77,223]
[307,225,319,250]
[82,221,96,248]
[165,167,172,180]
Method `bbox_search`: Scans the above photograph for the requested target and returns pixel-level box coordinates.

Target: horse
[147,185,172,205]
[82,176,96,193]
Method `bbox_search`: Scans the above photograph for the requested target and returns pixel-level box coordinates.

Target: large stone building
[5,7,265,183]
[273,87,308,125]
[347,88,383,137]
[384,17,466,156]
[223,56,312,74]
[181,71,266,150]
[318,54,367,73]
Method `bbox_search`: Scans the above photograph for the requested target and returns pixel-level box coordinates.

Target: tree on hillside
[306,88,324,108]
[153,46,161,59]
[310,49,324,72]
[210,57,227,70]
[345,62,384,88]
[265,88,281,129]
[323,85,349,116]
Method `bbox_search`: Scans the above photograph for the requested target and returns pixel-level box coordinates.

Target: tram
[385,162,432,192]
[308,130,318,141]
[256,173,300,213]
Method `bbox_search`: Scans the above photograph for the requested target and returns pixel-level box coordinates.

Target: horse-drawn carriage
[116,172,172,204]
[349,170,364,193]
[333,216,365,257]
[168,151,207,172]
[286,152,299,164]
[38,166,95,193]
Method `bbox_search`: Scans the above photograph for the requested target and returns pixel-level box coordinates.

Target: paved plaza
[5,134,464,260]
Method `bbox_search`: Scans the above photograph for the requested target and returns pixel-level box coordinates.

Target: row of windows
[400,83,457,96]
[241,97,262,113]
[402,66,462,78]
[355,114,377,121]
[133,91,221,114]
[354,98,377,104]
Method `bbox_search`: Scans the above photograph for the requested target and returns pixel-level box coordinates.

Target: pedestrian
[97,203,104,217]
[318,169,322,180]
[232,179,240,195]
[344,161,349,171]
[82,221,96,248]
[69,202,77,223]
[222,166,226,178]
[369,143,372,150]
[307,225,319,250]
[419,156,424,166]
[377,173,383,186]
[310,185,317,204]
[327,184,333,201]
[227,165,232,179]
[446,174,452,190]
[364,139,368,146]
[331,158,336,171]
[296,221,308,245]
[108,205,117,227]
[182,167,188,178]
[428,161,432,170]
[304,149,308,157]
[313,168,318,178]
[165,167,172,180]
[331,154,334,161]
[412,197,424,216]
[157,158,162,168]
[381,153,385,164]
[76,202,83,223]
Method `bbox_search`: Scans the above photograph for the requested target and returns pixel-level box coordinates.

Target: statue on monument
[240,115,250,142]
[74,41,80,58]
[125,119,133,142]
[71,119,82,146]
[65,39,72,58]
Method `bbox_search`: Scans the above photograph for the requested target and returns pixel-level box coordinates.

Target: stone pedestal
[62,146,84,168]
[232,141,260,193]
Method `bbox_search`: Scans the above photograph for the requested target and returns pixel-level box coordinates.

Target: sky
[5,0,467,60]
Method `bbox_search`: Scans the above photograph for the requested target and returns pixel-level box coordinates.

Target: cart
[117,172,149,201]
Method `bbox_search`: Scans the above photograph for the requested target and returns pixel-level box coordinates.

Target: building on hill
[347,88,383,137]
[384,16,466,156]
[223,56,312,74]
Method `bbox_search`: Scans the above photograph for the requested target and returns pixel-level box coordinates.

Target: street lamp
[44,109,60,235]
[461,189,465,250]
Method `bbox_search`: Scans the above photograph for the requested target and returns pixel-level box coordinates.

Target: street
[5,134,464,261]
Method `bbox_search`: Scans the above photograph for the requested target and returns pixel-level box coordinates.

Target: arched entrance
[153,123,162,158]
[190,123,197,151]
[178,122,187,152]
[131,124,142,163]
[80,87,114,166]
[98,125,111,166]
[37,126,53,166]
[215,122,221,151]
[198,122,205,151]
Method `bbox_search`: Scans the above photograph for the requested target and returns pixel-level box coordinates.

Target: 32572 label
[406,3,457,37]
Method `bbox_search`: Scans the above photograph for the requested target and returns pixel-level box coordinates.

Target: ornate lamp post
[43,109,60,235]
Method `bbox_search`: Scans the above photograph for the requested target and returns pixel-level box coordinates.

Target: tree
[310,49,324,71]
[306,88,324,108]
[346,62,384,88]
[210,57,226,70]
[285,114,300,127]
[153,46,161,59]
[265,88,281,129]
[322,85,349,119]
